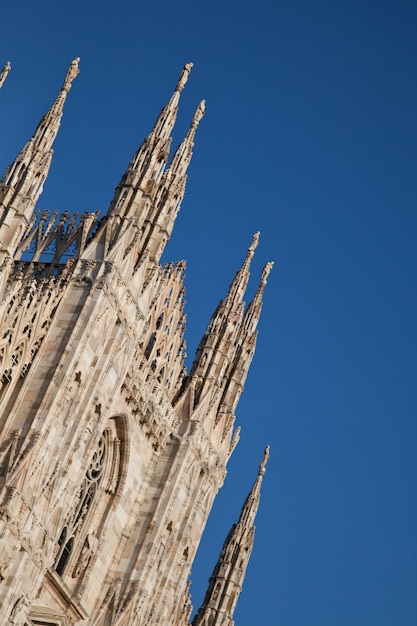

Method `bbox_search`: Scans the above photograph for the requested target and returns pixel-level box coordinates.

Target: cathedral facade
[0,58,271,626]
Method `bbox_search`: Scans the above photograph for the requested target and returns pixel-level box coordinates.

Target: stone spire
[150,61,193,141]
[240,261,274,335]
[0,57,79,256]
[220,231,259,318]
[107,62,194,220]
[166,99,205,179]
[195,231,259,354]
[86,64,204,275]
[175,234,260,417]
[140,99,206,263]
[214,260,274,419]
[0,61,11,89]
[192,447,270,626]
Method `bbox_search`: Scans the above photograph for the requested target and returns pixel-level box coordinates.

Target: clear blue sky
[1,1,416,624]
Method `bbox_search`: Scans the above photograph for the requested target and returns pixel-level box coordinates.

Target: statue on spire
[176,62,193,92]
[192,99,205,126]
[249,231,260,254]
[63,57,80,91]
[261,261,274,285]
[259,445,270,476]
[0,61,11,89]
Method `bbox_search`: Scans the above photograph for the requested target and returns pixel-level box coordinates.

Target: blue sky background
[1,1,417,624]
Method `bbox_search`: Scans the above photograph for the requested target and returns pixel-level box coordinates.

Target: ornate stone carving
[72,532,98,578]
[9,595,30,625]
[0,62,271,626]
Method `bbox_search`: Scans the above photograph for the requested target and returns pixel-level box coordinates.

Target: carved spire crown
[0,57,80,262]
[133,61,195,163]
[0,57,80,190]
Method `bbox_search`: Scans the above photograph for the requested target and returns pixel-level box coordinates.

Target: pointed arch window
[55,432,107,576]
[155,312,164,330]
[144,332,156,359]
[53,419,127,580]
[54,416,128,579]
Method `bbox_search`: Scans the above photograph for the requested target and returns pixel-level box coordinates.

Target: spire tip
[176,62,193,92]
[192,99,205,125]
[261,261,274,284]
[63,57,80,91]
[259,445,270,476]
[250,231,260,253]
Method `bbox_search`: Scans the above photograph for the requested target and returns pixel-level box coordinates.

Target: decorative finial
[259,445,270,476]
[261,261,274,285]
[0,61,11,89]
[63,57,80,91]
[192,100,205,126]
[176,62,193,92]
[249,232,260,255]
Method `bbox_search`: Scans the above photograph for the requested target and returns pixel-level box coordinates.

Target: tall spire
[172,232,259,426]
[0,57,80,256]
[173,237,273,457]
[166,99,205,179]
[88,64,204,275]
[107,62,194,220]
[193,447,270,626]
[213,260,274,416]
[177,234,260,403]
[240,260,274,336]
[201,231,259,342]
[140,99,206,263]
[238,445,269,528]
[0,61,11,89]
[149,61,193,143]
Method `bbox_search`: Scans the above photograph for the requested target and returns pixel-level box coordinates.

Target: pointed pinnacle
[239,232,260,277]
[166,100,205,178]
[261,261,274,285]
[239,260,273,339]
[62,57,80,92]
[192,99,205,125]
[250,231,260,255]
[175,62,193,92]
[259,445,270,476]
[228,232,259,282]
[0,57,80,208]
[254,261,274,299]
[229,231,260,295]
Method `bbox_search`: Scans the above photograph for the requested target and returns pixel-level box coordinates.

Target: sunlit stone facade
[0,58,270,626]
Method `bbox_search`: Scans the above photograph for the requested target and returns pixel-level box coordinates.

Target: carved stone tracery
[54,431,107,577]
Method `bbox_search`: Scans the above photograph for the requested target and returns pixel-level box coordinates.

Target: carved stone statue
[72,532,98,578]
[259,445,270,476]
[176,62,193,91]
[261,262,274,285]
[193,100,205,125]
[0,553,12,581]
[249,231,260,254]
[63,57,80,91]
[9,595,30,625]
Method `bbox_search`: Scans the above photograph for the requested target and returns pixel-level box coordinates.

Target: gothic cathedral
[0,58,272,626]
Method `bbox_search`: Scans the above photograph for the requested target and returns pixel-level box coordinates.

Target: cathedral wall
[0,60,269,625]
